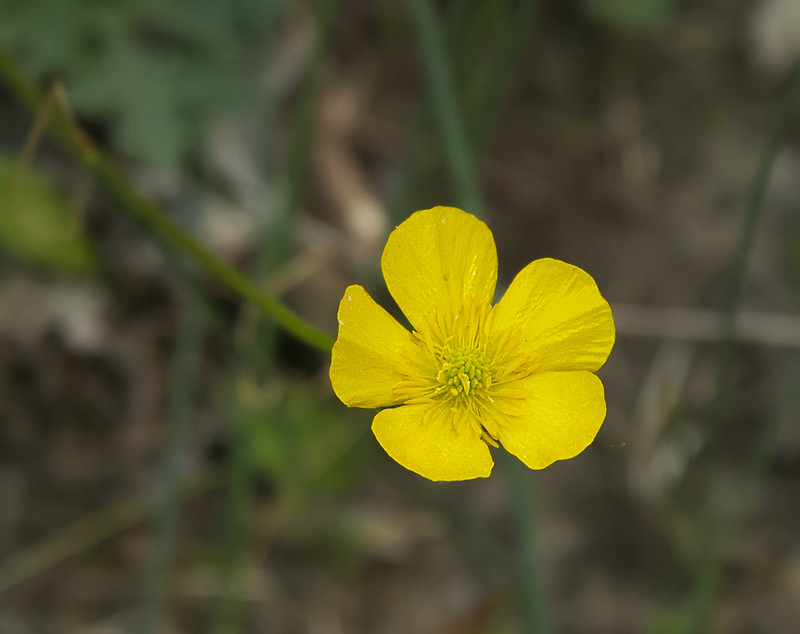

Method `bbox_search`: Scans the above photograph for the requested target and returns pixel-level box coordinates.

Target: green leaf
[2,0,250,169]
[0,155,98,275]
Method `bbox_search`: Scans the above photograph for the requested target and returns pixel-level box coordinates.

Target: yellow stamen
[481,429,499,448]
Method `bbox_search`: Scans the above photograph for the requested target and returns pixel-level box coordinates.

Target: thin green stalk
[405,2,549,629]
[699,53,800,532]
[711,56,800,436]
[407,0,484,216]
[678,361,800,634]
[211,392,257,634]
[211,3,338,631]
[0,471,219,596]
[465,0,537,154]
[505,455,550,634]
[390,0,535,222]
[677,55,800,634]
[387,2,468,222]
[0,45,334,354]
[139,281,204,633]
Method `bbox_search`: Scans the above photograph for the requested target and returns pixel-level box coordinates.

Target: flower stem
[505,455,551,634]
[0,45,335,354]
[403,4,551,628]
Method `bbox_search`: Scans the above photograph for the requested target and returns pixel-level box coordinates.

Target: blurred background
[1,0,800,632]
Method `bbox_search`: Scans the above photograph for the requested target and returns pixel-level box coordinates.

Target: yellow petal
[381,207,497,332]
[491,258,614,372]
[372,404,494,481]
[494,371,606,469]
[330,285,416,408]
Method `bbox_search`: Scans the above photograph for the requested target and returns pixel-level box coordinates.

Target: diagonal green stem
[0,45,335,354]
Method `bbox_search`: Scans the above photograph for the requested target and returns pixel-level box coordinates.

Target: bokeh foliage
[1,0,279,167]
[1,0,799,632]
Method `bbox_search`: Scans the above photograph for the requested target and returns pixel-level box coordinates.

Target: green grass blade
[139,281,204,633]
[713,56,800,423]
[407,0,483,216]
[211,2,338,631]
[676,361,800,634]
[674,54,800,634]
[0,472,219,595]
[406,2,550,629]
[466,0,538,154]
[505,455,551,634]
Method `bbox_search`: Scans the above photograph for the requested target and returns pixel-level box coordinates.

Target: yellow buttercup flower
[330,207,615,481]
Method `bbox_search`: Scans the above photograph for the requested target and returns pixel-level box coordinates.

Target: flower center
[437,347,491,398]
